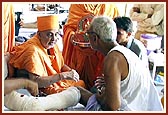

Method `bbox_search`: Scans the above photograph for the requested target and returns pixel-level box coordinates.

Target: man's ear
[94,37,96,41]
[94,34,100,42]
[37,31,41,37]
[127,32,132,36]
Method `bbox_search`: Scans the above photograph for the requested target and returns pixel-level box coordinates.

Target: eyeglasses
[85,31,100,40]
[46,32,60,39]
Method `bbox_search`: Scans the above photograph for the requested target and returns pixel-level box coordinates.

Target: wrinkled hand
[133,7,140,13]
[94,76,105,89]
[71,69,80,82]
[25,79,39,96]
[94,75,106,94]
[60,69,79,82]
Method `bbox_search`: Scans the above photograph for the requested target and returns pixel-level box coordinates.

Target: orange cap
[37,15,59,31]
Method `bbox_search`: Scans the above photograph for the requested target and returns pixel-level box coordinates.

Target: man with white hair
[77,16,163,111]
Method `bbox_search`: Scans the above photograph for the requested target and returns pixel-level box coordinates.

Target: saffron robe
[9,35,85,94]
[3,3,15,53]
[62,4,119,89]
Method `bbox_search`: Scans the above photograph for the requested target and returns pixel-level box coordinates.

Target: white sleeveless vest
[109,46,163,111]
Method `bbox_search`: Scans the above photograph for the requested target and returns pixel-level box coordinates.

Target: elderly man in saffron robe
[8,15,85,95]
[62,4,119,90]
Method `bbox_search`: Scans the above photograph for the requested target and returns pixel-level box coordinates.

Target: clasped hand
[94,75,106,94]
[59,69,79,82]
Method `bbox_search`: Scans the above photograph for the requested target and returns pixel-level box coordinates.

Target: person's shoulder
[132,38,147,53]
[104,51,121,68]
[19,37,41,53]
[106,46,125,62]
[111,45,131,53]
[133,38,145,47]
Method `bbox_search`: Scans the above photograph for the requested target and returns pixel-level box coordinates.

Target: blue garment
[85,94,102,111]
